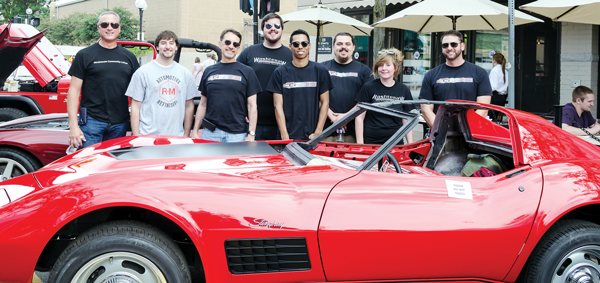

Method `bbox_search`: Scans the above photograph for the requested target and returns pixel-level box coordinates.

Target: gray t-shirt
[125,61,197,136]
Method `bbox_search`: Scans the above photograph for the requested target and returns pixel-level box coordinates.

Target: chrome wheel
[552,246,600,283]
[71,252,167,283]
[0,157,28,181]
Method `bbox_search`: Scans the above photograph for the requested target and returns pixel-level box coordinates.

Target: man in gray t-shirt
[125,30,197,136]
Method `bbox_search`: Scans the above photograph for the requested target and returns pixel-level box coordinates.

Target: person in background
[193,57,203,88]
[554,86,600,136]
[322,32,373,143]
[355,48,414,145]
[237,13,292,140]
[489,52,508,106]
[67,11,139,149]
[202,53,216,69]
[125,30,197,137]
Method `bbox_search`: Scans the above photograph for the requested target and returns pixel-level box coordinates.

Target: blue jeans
[80,115,128,148]
[202,127,246,143]
[255,124,279,140]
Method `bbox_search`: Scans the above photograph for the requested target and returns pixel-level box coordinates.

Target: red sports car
[1,101,600,283]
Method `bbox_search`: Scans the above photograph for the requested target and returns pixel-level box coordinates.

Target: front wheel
[48,220,191,283]
[520,219,600,283]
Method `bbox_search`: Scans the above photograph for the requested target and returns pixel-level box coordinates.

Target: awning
[298,0,420,11]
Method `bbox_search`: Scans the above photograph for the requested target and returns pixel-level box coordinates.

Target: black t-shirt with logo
[418,61,492,112]
[200,62,262,134]
[68,43,140,124]
[355,79,415,144]
[266,61,334,140]
[237,44,292,126]
[322,59,373,135]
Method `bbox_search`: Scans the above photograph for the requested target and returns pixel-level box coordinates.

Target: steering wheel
[379,152,402,173]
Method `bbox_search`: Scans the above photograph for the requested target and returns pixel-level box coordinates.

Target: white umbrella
[372,0,542,33]
[280,2,373,61]
[520,0,600,25]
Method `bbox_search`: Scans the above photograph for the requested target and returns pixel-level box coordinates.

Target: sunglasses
[99,22,120,29]
[378,50,397,58]
[292,41,309,48]
[265,23,281,30]
[442,42,460,49]
[224,40,241,48]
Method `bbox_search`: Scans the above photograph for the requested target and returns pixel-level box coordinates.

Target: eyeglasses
[99,22,120,29]
[265,23,281,30]
[378,50,397,58]
[224,40,241,48]
[291,41,309,48]
[442,42,460,49]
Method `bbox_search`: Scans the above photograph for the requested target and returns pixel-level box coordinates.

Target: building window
[402,31,431,99]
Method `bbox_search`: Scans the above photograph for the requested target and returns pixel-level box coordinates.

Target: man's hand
[308,130,321,140]
[69,126,86,148]
[281,133,290,140]
[245,134,255,142]
[191,131,200,139]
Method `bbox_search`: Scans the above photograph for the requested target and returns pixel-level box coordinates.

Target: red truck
[0,23,160,122]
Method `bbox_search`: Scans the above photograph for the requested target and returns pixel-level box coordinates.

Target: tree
[0,0,53,23]
[36,6,139,46]
[372,0,386,63]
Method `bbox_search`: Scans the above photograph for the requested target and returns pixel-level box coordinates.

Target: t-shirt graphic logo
[283,81,317,89]
[159,80,178,102]
[208,74,243,81]
[328,71,358,78]
[436,77,474,84]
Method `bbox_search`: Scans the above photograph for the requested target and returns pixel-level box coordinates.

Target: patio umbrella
[372,0,542,33]
[520,0,600,25]
[280,2,373,61]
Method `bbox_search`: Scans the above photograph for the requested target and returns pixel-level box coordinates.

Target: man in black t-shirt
[191,29,261,143]
[419,30,492,127]
[322,32,373,142]
[267,29,333,141]
[238,13,292,140]
[67,11,140,149]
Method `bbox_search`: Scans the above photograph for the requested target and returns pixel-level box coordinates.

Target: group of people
[67,10,599,151]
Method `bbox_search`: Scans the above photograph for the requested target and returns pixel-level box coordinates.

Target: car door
[318,167,542,281]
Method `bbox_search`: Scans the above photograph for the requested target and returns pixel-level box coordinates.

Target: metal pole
[508,0,515,109]
[253,0,259,44]
[139,8,143,65]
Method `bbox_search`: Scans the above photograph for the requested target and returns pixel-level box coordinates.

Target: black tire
[520,219,600,283]
[48,220,191,283]
[0,148,41,181]
[0,107,27,122]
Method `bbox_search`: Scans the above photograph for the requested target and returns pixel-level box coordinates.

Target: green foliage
[36,6,140,46]
[0,0,53,23]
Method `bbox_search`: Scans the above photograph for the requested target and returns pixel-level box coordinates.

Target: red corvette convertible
[1,101,600,283]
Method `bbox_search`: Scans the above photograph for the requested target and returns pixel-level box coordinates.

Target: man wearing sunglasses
[267,29,333,141]
[419,30,492,128]
[125,30,197,137]
[238,13,292,140]
[322,32,373,143]
[67,11,140,149]
[191,29,262,142]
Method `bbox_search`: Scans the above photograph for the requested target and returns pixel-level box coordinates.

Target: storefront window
[349,14,370,66]
[402,31,431,99]
[475,30,508,75]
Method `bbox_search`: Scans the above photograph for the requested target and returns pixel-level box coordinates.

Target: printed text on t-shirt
[253,57,287,66]
[283,82,317,89]
[372,95,405,102]
[93,60,129,65]
[328,71,358,78]
[208,75,242,81]
[436,77,474,84]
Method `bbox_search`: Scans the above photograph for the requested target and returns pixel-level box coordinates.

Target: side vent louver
[225,237,311,274]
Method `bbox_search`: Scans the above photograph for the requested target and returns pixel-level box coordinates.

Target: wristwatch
[248,131,256,136]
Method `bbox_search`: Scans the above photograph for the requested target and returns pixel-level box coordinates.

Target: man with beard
[267,29,333,141]
[125,30,197,136]
[191,29,262,142]
[322,32,373,142]
[238,13,292,140]
[67,11,139,149]
[419,30,491,127]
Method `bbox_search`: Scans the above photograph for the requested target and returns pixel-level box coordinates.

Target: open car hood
[0,23,70,87]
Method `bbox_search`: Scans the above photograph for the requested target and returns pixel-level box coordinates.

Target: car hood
[0,23,70,87]
[0,113,68,130]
